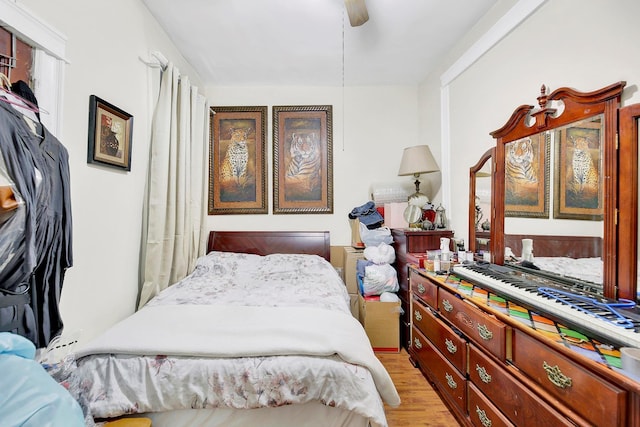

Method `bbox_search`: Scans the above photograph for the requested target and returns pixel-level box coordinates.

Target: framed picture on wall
[504,133,550,218]
[87,95,133,171]
[553,117,604,220]
[209,106,268,215]
[272,105,333,214]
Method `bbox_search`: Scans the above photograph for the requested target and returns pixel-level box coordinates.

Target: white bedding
[72,252,399,427]
[530,256,602,285]
[147,251,352,312]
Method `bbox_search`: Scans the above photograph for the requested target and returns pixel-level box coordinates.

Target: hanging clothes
[0,85,72,348]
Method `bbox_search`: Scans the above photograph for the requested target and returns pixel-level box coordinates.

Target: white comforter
[72,252,400,427]
[531,256,602,285]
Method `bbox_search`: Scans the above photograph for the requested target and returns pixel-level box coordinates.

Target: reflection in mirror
[469,148,493,254]
[504,133,549,220]
[490,82,627,301]
[503,115,604,292]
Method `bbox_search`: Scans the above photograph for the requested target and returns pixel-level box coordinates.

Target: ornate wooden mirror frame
[489,82,636,300]
[469,147,494,254]
[619,102,640,300]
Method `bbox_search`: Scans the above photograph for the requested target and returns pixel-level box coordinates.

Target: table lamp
[398,145,440,208]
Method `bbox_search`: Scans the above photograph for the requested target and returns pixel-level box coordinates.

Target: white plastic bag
[359,222,393,247]
[364,242,396,264]
[362,263,399,296]
[379,292,400,303]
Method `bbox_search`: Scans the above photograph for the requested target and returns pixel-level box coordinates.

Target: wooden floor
[376,349,460,427]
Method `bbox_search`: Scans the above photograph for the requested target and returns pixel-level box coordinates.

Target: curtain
[138,63,210,308]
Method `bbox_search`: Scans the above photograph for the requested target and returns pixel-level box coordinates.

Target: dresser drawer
[468,382,514,427]
[438,288,508,360]
[412,326,466,413]
[468,345,574,427]
[512,329,627,427]
[412,299,466,373]
[410,269,437,308]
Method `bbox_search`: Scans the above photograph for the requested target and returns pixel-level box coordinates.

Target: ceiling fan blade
[344,0,369,27]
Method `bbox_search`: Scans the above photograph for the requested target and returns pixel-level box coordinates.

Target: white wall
[205,85,421,245]
[13,0,204,344]
[420,0,640,251]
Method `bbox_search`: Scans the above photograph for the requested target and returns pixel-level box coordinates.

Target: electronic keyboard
[452,262,640,349]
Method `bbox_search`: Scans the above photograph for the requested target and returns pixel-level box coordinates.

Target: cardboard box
[349,294,359,319]
[342,247,366,294]
[357,293,401,353]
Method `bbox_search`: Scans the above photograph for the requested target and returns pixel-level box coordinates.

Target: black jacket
[0,98,72,347]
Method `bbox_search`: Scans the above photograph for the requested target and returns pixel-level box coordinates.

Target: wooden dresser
[408,266,640,427]
[391,228,454,350]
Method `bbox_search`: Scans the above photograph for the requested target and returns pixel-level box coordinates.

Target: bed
[71,231,400,427]
[504,234,604,284]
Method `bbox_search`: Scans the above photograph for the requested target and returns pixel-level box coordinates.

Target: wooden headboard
[505,234,602,258]
[207,231,331,261]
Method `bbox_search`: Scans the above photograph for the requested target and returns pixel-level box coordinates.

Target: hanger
[0,74,41,138]
[0,73,41,124]
[0,72,10,90]
[0,86,40,114]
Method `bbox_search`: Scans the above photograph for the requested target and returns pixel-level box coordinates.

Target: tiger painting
[505,137,540,208]
[506,138,538,185]
[220,128,250,186]
[286,132,321,191]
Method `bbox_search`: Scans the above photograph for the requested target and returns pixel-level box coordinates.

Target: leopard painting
[220,128,250,185]
[570,135,599,192]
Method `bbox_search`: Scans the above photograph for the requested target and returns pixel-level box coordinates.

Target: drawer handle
[543,361,572,389]
[442,299,454,312]
[475,405,493,427]
[445,338,457,354]
[414,310,422,321]
[475,364,492,384]
[445,372,457,389]
[477,324,493,341]
[413,337,422,349]
[417,283,426,294]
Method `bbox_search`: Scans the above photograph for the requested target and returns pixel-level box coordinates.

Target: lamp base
[407,174,429,208]
[413,177,421,194]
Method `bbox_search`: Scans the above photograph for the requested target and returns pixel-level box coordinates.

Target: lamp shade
[344,0,369,27]
[398,145,439,176]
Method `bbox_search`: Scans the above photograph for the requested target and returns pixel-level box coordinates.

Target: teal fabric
[0,332,84,426]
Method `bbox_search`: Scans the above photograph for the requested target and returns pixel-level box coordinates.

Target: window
[0,26,33,84]
[0,0,67,136]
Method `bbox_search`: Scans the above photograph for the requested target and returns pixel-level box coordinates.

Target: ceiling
[142,0,499,87]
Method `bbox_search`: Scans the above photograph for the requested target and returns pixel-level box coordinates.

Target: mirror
[403,205,422,228]
[503,115,604,284]
[469,148,493,254]
[489,82,633,301]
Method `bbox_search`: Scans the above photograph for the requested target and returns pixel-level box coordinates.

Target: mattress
[144,402,370,427]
